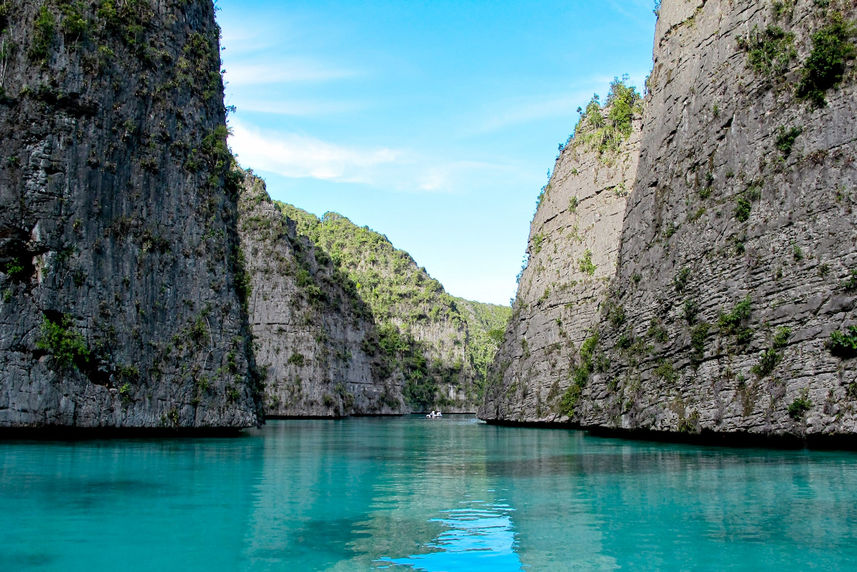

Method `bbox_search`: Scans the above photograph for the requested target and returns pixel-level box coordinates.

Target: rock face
[0,1,261,430]
[481,86,643,423]
[482,0,857,441]
[279,204,511,413]
[238,173,404,417]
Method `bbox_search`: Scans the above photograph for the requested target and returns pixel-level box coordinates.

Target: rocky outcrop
[238,172,404,417]
[280,205,511,412]
[481,86,642,423]
[0,1,261,430]
[482,0,857,441]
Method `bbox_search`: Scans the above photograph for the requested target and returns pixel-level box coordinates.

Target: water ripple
[377,501,523,571]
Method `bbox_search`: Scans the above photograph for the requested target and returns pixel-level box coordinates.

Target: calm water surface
[2,416,857,570]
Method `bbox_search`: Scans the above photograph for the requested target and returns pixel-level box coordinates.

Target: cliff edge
[482,0,857,442]
[0,1,261,430]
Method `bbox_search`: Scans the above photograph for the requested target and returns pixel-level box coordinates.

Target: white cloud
[229,121,400,183]
[462,78,612,136]
[228,121,519,195]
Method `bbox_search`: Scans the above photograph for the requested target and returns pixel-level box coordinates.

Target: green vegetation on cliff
[276,203,511,411]
[572,77,643,158]
[796,12,856,106]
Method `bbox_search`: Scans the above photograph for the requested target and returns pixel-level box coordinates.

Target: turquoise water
[2,416,857,571]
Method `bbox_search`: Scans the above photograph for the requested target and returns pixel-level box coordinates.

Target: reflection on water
[2,416,857,570]
[377,501,522,571]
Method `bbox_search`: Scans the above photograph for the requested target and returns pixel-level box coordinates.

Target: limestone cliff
[238,172,404,417]
[279,205,511,412]
[481,83,643,423]
[483,0,857,441]
[0,1,261,430]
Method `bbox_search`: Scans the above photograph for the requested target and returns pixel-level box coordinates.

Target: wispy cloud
[230,98,364,117]
[473,89,602,134]
[462,80,610,136]
[465,72,650,136]
[228,121,517,194]
[224,59,360,86]
[229,120,400,183]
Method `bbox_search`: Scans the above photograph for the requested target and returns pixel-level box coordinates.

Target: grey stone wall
[0,1,261,429]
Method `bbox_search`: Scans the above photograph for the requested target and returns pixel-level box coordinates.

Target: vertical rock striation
[483,0,857,442]
[481,85,642,423]
[238,172,404,417]
[0,1,261,430]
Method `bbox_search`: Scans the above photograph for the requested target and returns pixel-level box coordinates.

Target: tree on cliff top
[572,76,642,157]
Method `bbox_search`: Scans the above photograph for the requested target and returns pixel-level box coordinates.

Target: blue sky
[216,0,657,306]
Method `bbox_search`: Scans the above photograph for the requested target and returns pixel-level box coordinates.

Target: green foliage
[178,30,222,99]
[775,126,802,158]
[579,250,596,276]
[560,333,599,417]
[690,322,710,366]
[829,326,857,358]
[531,233,545,255]
[718,296,752,335]
[187,314,209,345]
[616,330,634,350]
[535,183,550,209]
[579,334,599,368]
[118,382,132,405]
[788,393,812,420]
[773,1,794,21]
[674,267,691,293]
[287,352,305,367]
[574,77,643,157]
[734,183,762,222]
[683,299,699,325]
[745,183,762,202]
[842,269,857,291]
[648,319,669,344]
[3,259,25,280]
[752,349,783,378]
[752,327,791,378]
[792,244,804,261]
[606,303,625,328]
[739,25,796,77]
[568,197,579,213]
[773,326,792,349]
[226,386,241,403]
[559,383,582,418]
[61,2,88,42]
[796,13,857,106]
[274,201,510,406]
[96,0,154,48]
[654,360,677,383]
[404,367,437,411]
[30,6,56,62]
[36,314,91,371]
[734,196,752,222]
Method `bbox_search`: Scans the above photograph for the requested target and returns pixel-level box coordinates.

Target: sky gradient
[216,0,657,305]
